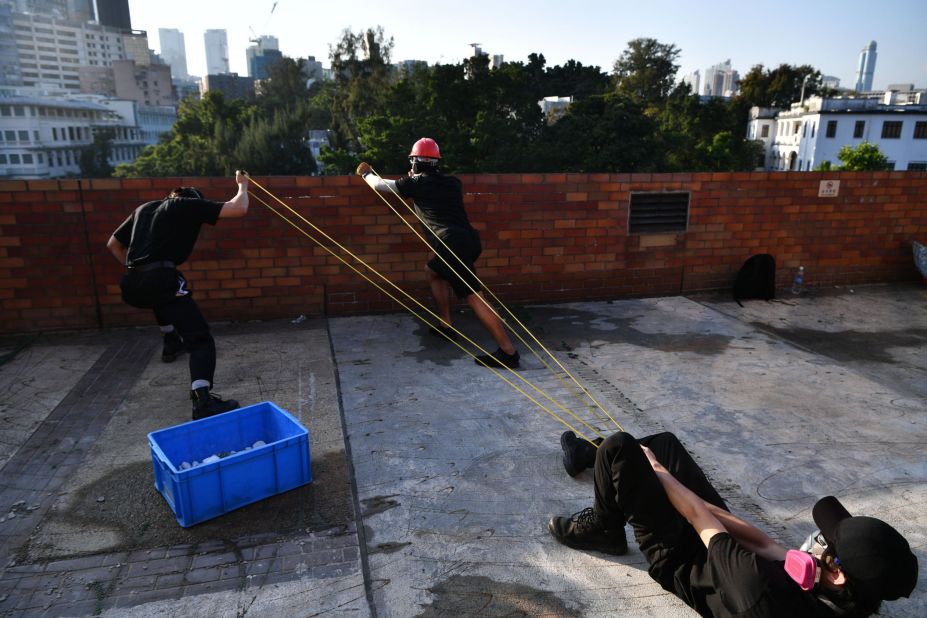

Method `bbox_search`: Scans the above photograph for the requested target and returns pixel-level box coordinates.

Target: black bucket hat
[812,496,918,602]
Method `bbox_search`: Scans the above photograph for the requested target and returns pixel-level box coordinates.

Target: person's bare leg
[427,265,452,327]
[467,292,516,355]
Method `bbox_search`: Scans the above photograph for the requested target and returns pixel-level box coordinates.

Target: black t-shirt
[685,533,836,617]
[395,173,473,242]
[113,197,224,267]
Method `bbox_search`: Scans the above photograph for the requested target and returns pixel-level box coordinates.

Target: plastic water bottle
[791,266,805,295]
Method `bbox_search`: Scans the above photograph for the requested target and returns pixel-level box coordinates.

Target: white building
[0,94,147,178]
[203,29,229,76]
[11,10,128,91]
[703,59,739,97]
[747,93,927,172]
[158,27,188,79]
[539,95,573,123]
[682,70,700,95]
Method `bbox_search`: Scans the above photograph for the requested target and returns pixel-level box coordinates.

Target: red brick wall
[1,171,925,334]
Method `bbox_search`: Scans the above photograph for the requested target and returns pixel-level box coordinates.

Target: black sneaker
[560,431,599,477]
[548,507,628,555]
[191,387,239,420]
[162,331,185,363]
[474,348,520,369]
[428,324,458,341]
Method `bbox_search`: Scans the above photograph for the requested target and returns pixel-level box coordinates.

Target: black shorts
[120,268,190,309]
[427,228,482,299]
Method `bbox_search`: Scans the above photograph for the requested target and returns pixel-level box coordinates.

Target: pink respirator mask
[785,530,828,591]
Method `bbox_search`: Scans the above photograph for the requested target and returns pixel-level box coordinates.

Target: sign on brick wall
[818,180,840,197]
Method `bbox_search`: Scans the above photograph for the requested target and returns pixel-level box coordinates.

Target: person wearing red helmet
[356,138,520,369]
[550,430,919,616]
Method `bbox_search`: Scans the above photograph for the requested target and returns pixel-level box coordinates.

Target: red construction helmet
[409,137,441,159]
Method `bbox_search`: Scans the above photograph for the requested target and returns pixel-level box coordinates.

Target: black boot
[162,331,184,363]
[548,507,628,555]
[191,387,239,420]
[560,431,600,477]
[474,348,520,369]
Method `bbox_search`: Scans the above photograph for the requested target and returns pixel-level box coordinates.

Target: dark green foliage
[613,38,681,104]
[79,128,115,178]
[737,64,824,108]
[120,30,784,177]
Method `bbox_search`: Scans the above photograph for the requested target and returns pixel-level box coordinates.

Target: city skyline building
[245,35,279,79]
[158,27,189,79]
[703,59,739,97]
[854,40,877,92]
[203,28,229,75]
[94,0,130,31]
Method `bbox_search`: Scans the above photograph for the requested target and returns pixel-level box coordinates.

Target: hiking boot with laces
[560,430,600,477]
[191,387,239,420]
[161,331,185,363]
[474,348,520,369]
[548,507,628,555]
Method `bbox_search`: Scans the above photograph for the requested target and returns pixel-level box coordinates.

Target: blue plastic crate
[148,401,311,527]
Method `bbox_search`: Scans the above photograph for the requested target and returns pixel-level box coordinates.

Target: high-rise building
[703,59,739,97]
[682,70,700,95]
[204,29,229,75]
[159,28,189,79]
[245,35,279,79]
[0,3,22,86]
[95,0,130,31]
[10,11,128,91]
[854,40,877,92]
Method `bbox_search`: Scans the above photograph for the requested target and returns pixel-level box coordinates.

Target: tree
[612,38,681,105]
[533,93,660,172]
[115,91,255,177]
[737,64,823,108]
[79,128,114,178]
[327,27,395,155]
[834,141,892,171]
[233,107,317,175]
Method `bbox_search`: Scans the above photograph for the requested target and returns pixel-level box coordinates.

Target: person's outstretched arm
[219,170,249,219]
[642,445,787,560]
[642,444,726,547]
[356,162,397,193]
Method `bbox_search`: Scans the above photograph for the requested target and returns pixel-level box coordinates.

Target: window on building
[33,131,39,141]
[803,123,807,137]
[13,106,24,116]
[854,120,865,138]
[886,161,896,170]
[10,154,21,164]
[760,125,769,138]
[37,153,44,164]
[50,153,56,166]
[52,127,57,140]
[810,123,815,138]
[23,154,33,164]
[914,122,927,139]
[0,154,7,164]
[628,192,689,234]
[68,126,75,140]
[4,130,14,141]
[18,130,28,141]
[826,120,837,137]
[881,121,903,139]
[907,162,927,171]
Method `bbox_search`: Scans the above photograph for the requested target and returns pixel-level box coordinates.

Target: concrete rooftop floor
[0,283,924,617]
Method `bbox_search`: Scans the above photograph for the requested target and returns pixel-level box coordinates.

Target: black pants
[427,228,482,299]
[120,268,216,387]
[593,432,727,597]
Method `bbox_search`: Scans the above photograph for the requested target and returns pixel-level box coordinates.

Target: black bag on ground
[733,254,775,307]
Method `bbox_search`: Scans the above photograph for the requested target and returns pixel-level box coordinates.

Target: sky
[128,0,927,91]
